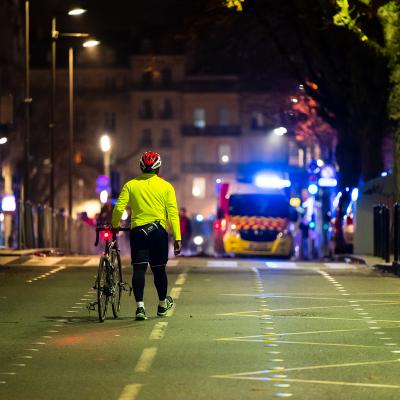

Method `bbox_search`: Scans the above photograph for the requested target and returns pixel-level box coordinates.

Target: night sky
[30,0,198,66]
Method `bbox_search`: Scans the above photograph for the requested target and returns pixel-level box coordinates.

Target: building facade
[30,54,318,218]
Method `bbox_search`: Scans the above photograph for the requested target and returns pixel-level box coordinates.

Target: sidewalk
[0,248,58,256]
[350,254,399,274]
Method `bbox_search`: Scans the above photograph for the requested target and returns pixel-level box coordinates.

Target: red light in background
[214,221,221,231]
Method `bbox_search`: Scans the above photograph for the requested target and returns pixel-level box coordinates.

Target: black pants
[130,225,169,302]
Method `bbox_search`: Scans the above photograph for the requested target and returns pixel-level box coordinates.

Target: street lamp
[83,39,101,48]
[49,8,92,213]
[68,8,87,16]
[50,8,99,252]
[100,134,112,181]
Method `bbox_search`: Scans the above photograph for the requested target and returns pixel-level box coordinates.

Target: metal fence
[16,201,95,254]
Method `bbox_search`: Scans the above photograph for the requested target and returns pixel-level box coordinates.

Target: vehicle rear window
[228,194,289,217]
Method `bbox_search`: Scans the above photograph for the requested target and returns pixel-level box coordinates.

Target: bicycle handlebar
[94,225,130,247]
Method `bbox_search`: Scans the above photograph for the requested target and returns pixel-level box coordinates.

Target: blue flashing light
[196,214,204,222]
[308,184,319,195]
[320,165,336,179]
[318,178,338,187]
[332,192,342,209]
[309,221,316,229]
[351,188,359,202]
[381,171,388,177]
[254,174,291,189]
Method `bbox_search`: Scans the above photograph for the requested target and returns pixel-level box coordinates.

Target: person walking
[111,151,182,320]
[179,207,192,255]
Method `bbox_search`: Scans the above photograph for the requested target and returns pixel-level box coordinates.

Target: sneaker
[135,307,147,320]
[157,295,174,317]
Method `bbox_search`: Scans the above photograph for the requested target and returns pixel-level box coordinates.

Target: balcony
[181,125,241,136]
[182,163,238,173]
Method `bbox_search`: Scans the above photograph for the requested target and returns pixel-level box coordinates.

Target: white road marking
[175,272,187,286]
[18,356,32,359]
[265,262,299,270]
[134,348,158,373]
[285,359,400,372]
[11,364,26,367]
[25,349,39,352]
[207,260,237,268]
[149,322,168,340]
[117,383,143,400]
[169,287,182,300]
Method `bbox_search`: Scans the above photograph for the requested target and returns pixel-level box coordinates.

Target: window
[140,99,153,119]
[192,143,205,163]
[140,129,153,147]
[105,112,116,131]
[160,129,173,148]
[142,71,153,88]
[161,68,172,86]
[192,177,206,198]
[160,99,173,119]
[194,108,206,129]
[105,76,116,91]
[251,111,264,129]
[218,144,231,164]
[219,107,230,127]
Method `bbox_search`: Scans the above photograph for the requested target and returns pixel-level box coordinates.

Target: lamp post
[24,0,32,202]
[100,134,111,181]
[49,8,98,251]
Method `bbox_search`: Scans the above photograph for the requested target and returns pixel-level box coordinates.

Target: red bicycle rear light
[104,232,110,239]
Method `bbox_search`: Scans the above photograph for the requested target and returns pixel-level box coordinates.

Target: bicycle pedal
[87,302,97,311]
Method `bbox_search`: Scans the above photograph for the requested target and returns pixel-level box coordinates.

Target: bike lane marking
[134,347,158,373]
[149,322,168,340]
[117,383,143,400]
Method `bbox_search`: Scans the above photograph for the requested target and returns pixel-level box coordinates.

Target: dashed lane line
[175,272,187,286]
[149,322,168,340]
[134,347,158,373]
[118,384,143,400]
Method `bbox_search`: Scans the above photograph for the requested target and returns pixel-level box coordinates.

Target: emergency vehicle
[214,175,294,257]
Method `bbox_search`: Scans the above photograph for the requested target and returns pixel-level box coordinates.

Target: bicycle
[88,224,130,322]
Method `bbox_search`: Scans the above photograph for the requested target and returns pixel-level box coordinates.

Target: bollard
[382,206,390,263]
[394,203,400,270]
[373,205,380,257]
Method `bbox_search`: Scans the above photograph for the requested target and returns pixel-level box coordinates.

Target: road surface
[1,256,400,399]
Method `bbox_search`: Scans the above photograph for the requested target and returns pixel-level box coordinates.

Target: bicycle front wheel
[97,256,109,322]
[111,250,122,318]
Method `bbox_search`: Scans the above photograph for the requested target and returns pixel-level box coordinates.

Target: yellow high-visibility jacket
[111,173,181,240]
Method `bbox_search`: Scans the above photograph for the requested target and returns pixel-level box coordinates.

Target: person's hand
[174,240,182,256]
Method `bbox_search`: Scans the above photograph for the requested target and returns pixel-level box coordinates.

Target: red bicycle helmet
[140,151,162,171]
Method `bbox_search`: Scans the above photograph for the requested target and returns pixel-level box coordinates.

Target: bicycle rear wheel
[97,256,109,322]
[111,249,122,318]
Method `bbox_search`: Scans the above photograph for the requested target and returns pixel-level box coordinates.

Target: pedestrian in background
[179,207,192,256]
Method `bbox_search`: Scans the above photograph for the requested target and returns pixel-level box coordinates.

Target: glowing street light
[100,134,111,153]
[273,127,287,136]
[68,8,87,16]
[83,39,100,48]
[0,137,7,145]
[100,134,111,181]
